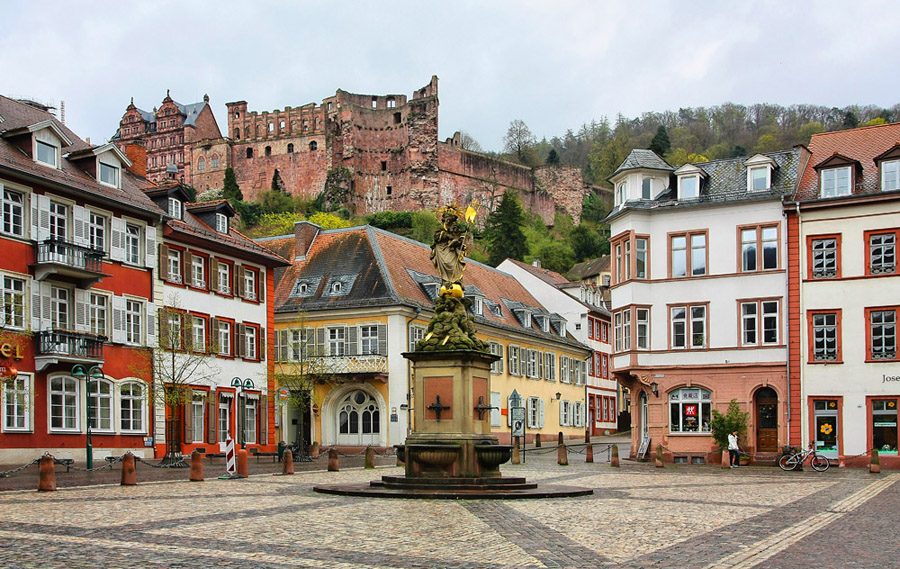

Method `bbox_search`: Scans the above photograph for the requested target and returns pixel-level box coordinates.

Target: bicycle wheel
[778,454,799,471]
[810,454,830,472]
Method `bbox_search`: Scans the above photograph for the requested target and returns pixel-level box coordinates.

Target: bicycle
[778,443,830,472]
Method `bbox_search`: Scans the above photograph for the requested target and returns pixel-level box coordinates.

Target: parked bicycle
[778,443,830,472]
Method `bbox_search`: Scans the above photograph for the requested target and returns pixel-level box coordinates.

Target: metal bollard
[190,451,204,482]
[121,452,137,485]
[38,455,56,492]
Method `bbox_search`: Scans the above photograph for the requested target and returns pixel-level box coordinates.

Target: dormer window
[215,213,228,233]
[617,181,627,206]
[821,166,851,198]
[679,175,699,199]
[882,160,899,191]
[98,161,120,188]
[331,281,342,294]
[168,197,182,220]
[35,140,58,167]
[471,296,483,316]
[749,167,768,191]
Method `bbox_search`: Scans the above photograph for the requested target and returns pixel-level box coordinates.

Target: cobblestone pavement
[0,449,897,569]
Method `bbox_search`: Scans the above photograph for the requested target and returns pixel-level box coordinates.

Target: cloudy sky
[3,1,899,151]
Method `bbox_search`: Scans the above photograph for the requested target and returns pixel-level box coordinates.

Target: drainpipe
[405,306,422,438]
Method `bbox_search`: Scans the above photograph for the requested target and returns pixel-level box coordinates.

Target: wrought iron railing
[35,329,105,359]
[308,354,388,374]
[35,239,105,273]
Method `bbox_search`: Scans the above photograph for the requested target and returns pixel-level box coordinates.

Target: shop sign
[874,422,897,427]
[882,375,900,383]
[685,404,697,417]
[277,387,290,401]
[0,365,17,381]
[0,342,24,360]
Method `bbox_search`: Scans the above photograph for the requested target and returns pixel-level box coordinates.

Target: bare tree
[502,119,538,165]
[458,131,483,152]
[149,295,220,465]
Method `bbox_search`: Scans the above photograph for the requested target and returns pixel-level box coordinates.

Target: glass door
[813,399,838,456]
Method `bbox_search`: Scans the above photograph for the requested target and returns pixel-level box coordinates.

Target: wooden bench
[249,448,279,463]
[31,457,75,472]
[206,453,225,463]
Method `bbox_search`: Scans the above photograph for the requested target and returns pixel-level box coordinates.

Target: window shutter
[537,351,543,379]
[146,301,156,347]
[497,345,503,373]
[316,327,325,356]
[182,251,192,284]
[30,193,40,241]
[73,205,88,246]
[259,327,266,361]
[377,324,387,355]
[111,296,126,344]
[158,244,169,281]
[35,194,51,242]
[145,225,156,268]
[491,392,501,427]
[348,326,358,356]
[30,279,43,331]
[539,399,545,428]
[260,394,268,444]
[559,401,566,426]
[257,271,265,302]
[109,217,126,262]
[183,401,193,444]
[74,289,88,332]
[209,258,218,291]
[527,397,535,428]
[235,323,245,358]
[210,318,219,353]
[207,398,216,443]
[235,265,244,297]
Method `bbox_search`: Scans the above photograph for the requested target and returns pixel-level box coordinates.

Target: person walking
[728,430,740,468]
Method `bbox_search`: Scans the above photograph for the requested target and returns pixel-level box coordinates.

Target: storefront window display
[669,388,711,433]
[814,399,839,455]
[872,399,898,455]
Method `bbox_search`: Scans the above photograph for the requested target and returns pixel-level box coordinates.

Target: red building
[1,96,164,464]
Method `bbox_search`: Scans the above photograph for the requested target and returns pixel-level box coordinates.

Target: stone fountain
[314,205,591,499]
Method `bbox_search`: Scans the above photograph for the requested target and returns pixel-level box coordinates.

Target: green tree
[754,133,781,153]
[709,399,750,451]
[534,240,575,273]
[581,192,609,225]
[547,148,560,165]
[649,125,671,156]
[222,167,243,202]
[865,117,887,126]
[569,225,606,262]
[484,191,528,266]
[306,212,352,230]
[798,121,825,144]
[409,210,441,245]
[258,190,293,214]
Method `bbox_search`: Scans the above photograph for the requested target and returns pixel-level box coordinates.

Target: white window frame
[508,345,520,376]
[89,292,109,337]
[669,387,712,433]
[215,213,228,233]
[124,299,143,345]
[244,269,257,300]
[408,324,426,352]
[526,349,539,379]
[882,159,899,191]
[87,377,114,433]
[191,255,206,289]
[671,305,707,349]
[1,187,25,238]
[327,326,346,356]
[678,175,699,200]
[244,397,257,444]
[489,341,503,374]
[560,400,571,426]
[641,177,652,200]
[167,249,182,283]
[217,320,232,356]
[192,316,206,353]
[48,375,79,432]
[168,197,182,220]
[1,274,26,330]
[245,325,258,360]
[748,166,770,192]
[821,166,852,198]
[88,211,106,252]
[35,139,59,168]
[98,161,120,189]
[124,223,142,265]
[2,372,33,432]
[217,262,231,294]
[617,181,627,206]
[360,325,378,355]
[191,392,205,443]
[544,351,555,381]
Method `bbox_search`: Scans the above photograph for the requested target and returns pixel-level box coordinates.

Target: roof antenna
[60,100,66,125]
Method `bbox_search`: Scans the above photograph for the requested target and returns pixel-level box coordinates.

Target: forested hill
[494,102,900,186]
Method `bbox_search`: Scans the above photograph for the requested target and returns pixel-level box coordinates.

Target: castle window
[211,155,219,168]
[197,157,206,172]
[386,186,392,195]
[371,97,378,109]
[287,143,294,154]
[244,127,250,138]
[309,141,317,151]
[387,98,396,108]
[234,128,240,139]
[303,120,308,132]
[246,148,253,159]
[265,146,272,157]
[268,123,274,133]
[279,120,285,131]
[394,112,401,125]
[381,161,387,171]
[234,112,239,119]
[327,102,333,111]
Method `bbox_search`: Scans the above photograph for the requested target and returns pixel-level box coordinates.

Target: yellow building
[258,222,591,449]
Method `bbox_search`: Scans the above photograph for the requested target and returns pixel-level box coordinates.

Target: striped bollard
[225,437,236,475]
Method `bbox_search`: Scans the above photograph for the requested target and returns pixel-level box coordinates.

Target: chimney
[123,144,147,178]
[532,258,541,268]
[294,220,321,260]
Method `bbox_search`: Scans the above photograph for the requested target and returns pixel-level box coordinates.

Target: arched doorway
[755,387,779,453]
[335,390,381,446]
[640,391,649,440]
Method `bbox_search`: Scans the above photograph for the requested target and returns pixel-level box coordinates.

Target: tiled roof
[606,149,799,221]
[566,256,610,281]
[0,95,165,219]
[504,258,571,286]
[609,149,675,180]
[795,122,900,202]
[264,226,586,348]
[165,209,289,267]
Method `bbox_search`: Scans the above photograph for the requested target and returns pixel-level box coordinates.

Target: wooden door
[755,387,778,453]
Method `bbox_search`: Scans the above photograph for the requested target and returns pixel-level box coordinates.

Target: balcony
[32,239,109,287]
[308,354,388,381]
[34,329,105,371]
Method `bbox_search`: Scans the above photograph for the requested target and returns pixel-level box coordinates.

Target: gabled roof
[795,122,900,202]
[264,226,586,347]
[608,149,675,181]
[566,256,610,281]
[0,95,165,220]
[504,258,571,287]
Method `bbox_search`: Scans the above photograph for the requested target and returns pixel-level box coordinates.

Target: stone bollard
[870,449,880,474]
[327,448,339,472]
[282,449,294,475]
[655,444,664,468]
[512,441,521,464]
[722,450,730,469]
[309,442,320,458]
[365,446,375,469]
[558,432,569,466]
[121,452,137,486]
[190,451,204,482]
[236,449,249,478]
[610,444,620,467]
[585,442,594,463]
[38,454,56,492]
[534,435,541,448]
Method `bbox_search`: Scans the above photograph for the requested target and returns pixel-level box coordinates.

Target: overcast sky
[3,1,899,151]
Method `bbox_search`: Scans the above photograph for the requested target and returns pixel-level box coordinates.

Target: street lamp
[72,364,104,470]
[231,377,254,449]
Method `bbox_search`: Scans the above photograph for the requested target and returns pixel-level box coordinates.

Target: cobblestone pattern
[0,454,895,569]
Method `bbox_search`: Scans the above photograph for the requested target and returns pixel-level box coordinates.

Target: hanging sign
[0,365,17,381]
[277,387,290,401]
